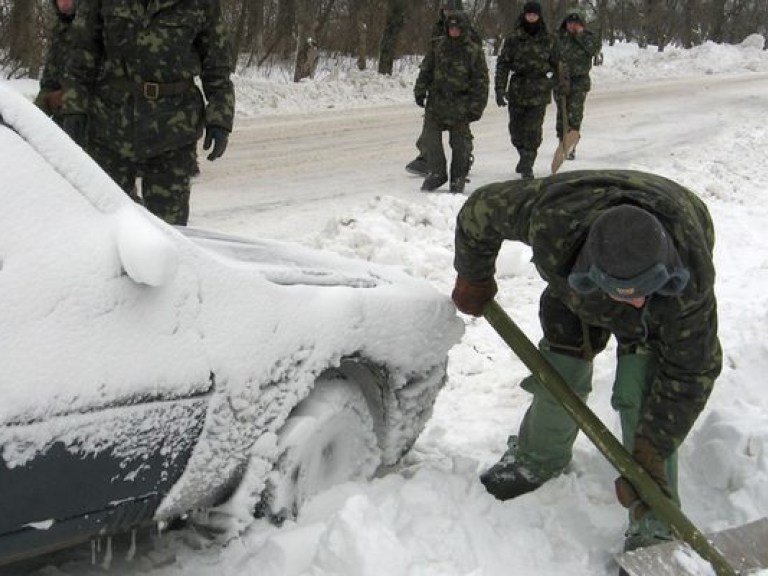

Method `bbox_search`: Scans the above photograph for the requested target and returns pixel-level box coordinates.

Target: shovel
[551,94,581,174]
[482,299,768,576]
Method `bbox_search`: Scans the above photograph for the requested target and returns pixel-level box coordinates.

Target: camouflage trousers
[90,142,198,226]
[421,113,473,179]
[506,104,547,155]
[555,89,588,139]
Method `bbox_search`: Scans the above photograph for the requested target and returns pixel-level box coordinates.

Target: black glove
[615,436,671,521]
[495,92,507,107]
[61,114,87,147]
[203,125,229,161]
[415,94,426,108]
[451,276,498,316]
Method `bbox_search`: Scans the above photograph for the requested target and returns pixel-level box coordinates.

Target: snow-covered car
[0,85,462,567]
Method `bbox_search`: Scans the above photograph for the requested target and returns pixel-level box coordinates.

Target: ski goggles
[567,262,690,299]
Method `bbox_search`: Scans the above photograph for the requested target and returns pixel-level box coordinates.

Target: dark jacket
[62,0,235,161]
[415,13,489,124]
[495,17,560,107]
[454,170,721,459]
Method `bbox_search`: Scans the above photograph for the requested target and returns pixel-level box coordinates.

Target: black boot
[421,172,448,192]
[405,156,429,176]
[480,436,546,501]
[449,176,466,193]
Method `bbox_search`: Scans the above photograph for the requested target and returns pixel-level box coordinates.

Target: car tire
[262,372,382,520]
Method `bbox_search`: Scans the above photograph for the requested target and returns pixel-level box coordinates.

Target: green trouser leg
[611,352,679,547]
[516,341,593,480]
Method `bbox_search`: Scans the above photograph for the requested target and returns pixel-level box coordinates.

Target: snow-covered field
[3,36,768,576]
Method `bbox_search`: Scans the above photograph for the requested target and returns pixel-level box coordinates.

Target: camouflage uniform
[409,5,484,178]
[414,12,488,190]
[35,1,77,126]
[62,0,235,226]
[555,10,601,141]
[495,12,560,177]
[455,170,721,545]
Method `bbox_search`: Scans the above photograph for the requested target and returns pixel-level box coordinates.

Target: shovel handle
[482,300,738,576]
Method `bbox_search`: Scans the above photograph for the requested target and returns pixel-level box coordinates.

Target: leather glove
[203,125,229,161]
[61,114,87,147]
[495,92,507,107]
[415,94,426,108]
[451,276,498,317]
[615,436,671,521]
[47,90,64,113]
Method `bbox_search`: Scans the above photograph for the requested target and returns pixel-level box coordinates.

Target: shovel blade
[551,131,581,174]
[617,517,768,576]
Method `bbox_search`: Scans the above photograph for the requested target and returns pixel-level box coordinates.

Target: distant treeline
[2,1,766,81]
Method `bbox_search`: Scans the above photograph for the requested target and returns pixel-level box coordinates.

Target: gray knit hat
[568,205,690,298]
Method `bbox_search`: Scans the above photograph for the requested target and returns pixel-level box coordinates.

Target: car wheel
[262,372,382,521]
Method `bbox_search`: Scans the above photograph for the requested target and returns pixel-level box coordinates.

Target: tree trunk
[378,0,407,75]
[7,0,41,78]
[357,18,368,71]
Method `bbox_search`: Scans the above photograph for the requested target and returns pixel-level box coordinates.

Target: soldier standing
[451,170,721,558]
[61,0,235,226]
[35,0,77,126]
[414,11,488,193]
[495,1,561,180]
[555,8,601,160]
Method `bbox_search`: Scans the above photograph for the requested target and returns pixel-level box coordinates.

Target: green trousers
[516,341,678,544]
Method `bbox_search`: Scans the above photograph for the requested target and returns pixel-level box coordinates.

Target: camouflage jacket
[557,28,600,92]
[62,0,235,161]
[495,20,560,107]
[454,170,722,459]
[35,16,75,118]
[415,15,489,124]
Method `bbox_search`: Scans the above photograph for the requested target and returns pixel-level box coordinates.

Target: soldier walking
[555,8,601,160]
[35,0,78,126]
[451,170,721,561]
[61,0,235,226]
[406,0,482,178]
[414,11,488,193]
[495,1,561,180]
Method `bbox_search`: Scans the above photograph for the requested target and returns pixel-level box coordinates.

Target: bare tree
[378,0,408,75]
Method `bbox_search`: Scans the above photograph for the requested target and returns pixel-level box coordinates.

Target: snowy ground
[4,38,768,576]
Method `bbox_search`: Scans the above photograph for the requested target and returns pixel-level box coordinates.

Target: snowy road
[192,72,768,240]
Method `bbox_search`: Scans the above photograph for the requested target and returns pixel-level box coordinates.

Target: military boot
[518,149,536,179]
[421,172,448,192]
[405,156,429,177]
[449,176,466,193]
[480,435,547,500]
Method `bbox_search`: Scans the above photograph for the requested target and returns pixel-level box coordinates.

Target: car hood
[0,84,463,432]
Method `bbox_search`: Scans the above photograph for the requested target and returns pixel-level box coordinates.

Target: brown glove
[451,276,497,317]
[46,90,64,113]
[615,435,671,520]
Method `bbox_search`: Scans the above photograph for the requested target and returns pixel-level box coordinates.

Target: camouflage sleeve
[195,0,235,131]
[61,0,104,116]
[575,32,601,58]
[494,38,511,96]
[39,23,62,92]
[414,49,435,99]
[468,46,489,116]
[640,290,721,459]
[454,180,546,281]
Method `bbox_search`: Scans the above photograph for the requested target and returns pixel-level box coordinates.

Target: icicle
[126,529,137,562]
[101,536,113,570]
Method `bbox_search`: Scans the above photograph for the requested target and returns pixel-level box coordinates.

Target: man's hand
[415,94,426,108]
[203,125,229,161]
[47,90,64,113]
[495,92,507,107]
[451,276,498,316]
[615,436,671,520]
[61,114,87,147]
